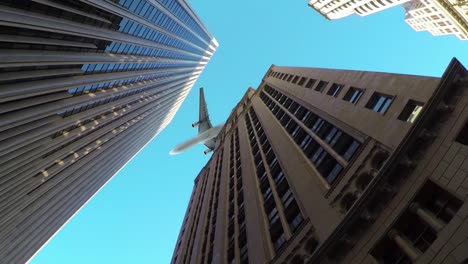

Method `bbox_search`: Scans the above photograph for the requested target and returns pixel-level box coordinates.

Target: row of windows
[46,99,144,158]
[268,71,425,123]
[200,153,223,264]
[118,0,209,47]
[28,107,151,197]
[324,0,394,15]
[174,185,197,261]
[174,169,208,263]
[156,0,211,42]
[354,0,388,14]
[227,131,249,264]
[69,67,189,95]
[62,78,182,140]
[105,40,200,61]
[245,108,304,253]
[81,61,194,76]
[0,0,119,32]
[182,171,210,264]
[262,86,361,185]
[117,17,205,56]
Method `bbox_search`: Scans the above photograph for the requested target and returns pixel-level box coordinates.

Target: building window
[260,86,363,185]
[244,109,304,253]
[371,180,463,263]
[305,79,316,89]
[292,76,299,84]
[456,119,468,146]
[315,81,328,92]
[327,84,344,98]
[284,199,304,232]
[287,75,294,82]
[398,100,424,123]
[298,77,307,86]
[366,92,394,114]
[343,87,364,104]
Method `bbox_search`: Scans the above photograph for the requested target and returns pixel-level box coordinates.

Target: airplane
[169,87,224,155]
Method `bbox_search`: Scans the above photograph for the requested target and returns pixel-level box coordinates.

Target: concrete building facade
[308,0,468,40]
[172,58,468,264]
[0,0,216,262]
[403,0,468,40]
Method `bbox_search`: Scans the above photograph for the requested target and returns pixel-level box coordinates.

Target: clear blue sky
[31,0,468,263]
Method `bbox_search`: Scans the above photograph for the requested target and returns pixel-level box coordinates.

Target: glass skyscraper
[0,0,217,262]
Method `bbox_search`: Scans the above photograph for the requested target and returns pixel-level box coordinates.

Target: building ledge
[308,3,332,20]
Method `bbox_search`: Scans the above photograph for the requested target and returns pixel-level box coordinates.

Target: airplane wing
[198,87,213,133]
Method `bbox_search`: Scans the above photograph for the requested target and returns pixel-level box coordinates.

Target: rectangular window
[315,81,328,92]
[284,200,304,232]
[366,92,394,114]
[343,87,364,104]
[398,100,424,123]
[327,84,343,97]
[455,119,468,146]
[287,75,294,82]
[298,77,307,86]
[292,76,299,84]
[305,79,316,88]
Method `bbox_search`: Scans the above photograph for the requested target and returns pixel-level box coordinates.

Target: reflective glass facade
[0,0,217,262]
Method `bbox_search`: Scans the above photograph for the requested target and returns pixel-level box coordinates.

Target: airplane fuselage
[169,124,224,155]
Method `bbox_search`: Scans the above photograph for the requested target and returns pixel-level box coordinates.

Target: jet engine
[204,149,213,155]
[192,121,201,128]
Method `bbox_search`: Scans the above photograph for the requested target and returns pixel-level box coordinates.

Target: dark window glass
[305,79,316,88]
[366,92,394,114]
[315,81,328,92]
[398,100,424,123]
[298,77,307,86]
[343,87,364,104]
[292,76,299,84]
[327,84,343,97]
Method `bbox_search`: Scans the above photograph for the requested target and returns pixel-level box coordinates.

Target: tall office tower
[0,0,217,262]
[308,0,468,40]
[172,58,468,264]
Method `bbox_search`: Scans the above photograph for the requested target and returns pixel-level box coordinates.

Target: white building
[308,0,468,40]
[404,0,468,39]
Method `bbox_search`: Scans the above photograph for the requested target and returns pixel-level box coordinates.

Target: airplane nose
[169,149,179,155]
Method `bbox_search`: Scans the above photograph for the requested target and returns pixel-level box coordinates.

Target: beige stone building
[0,0,216,262]
[172,58,468,264]
[404,0,468,40]
[308,0,468,40]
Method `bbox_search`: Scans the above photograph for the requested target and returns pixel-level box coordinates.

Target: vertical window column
[201,153,223,264]
[226,130,249,264]
[260,85,362,185]
[245,108,304,253]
